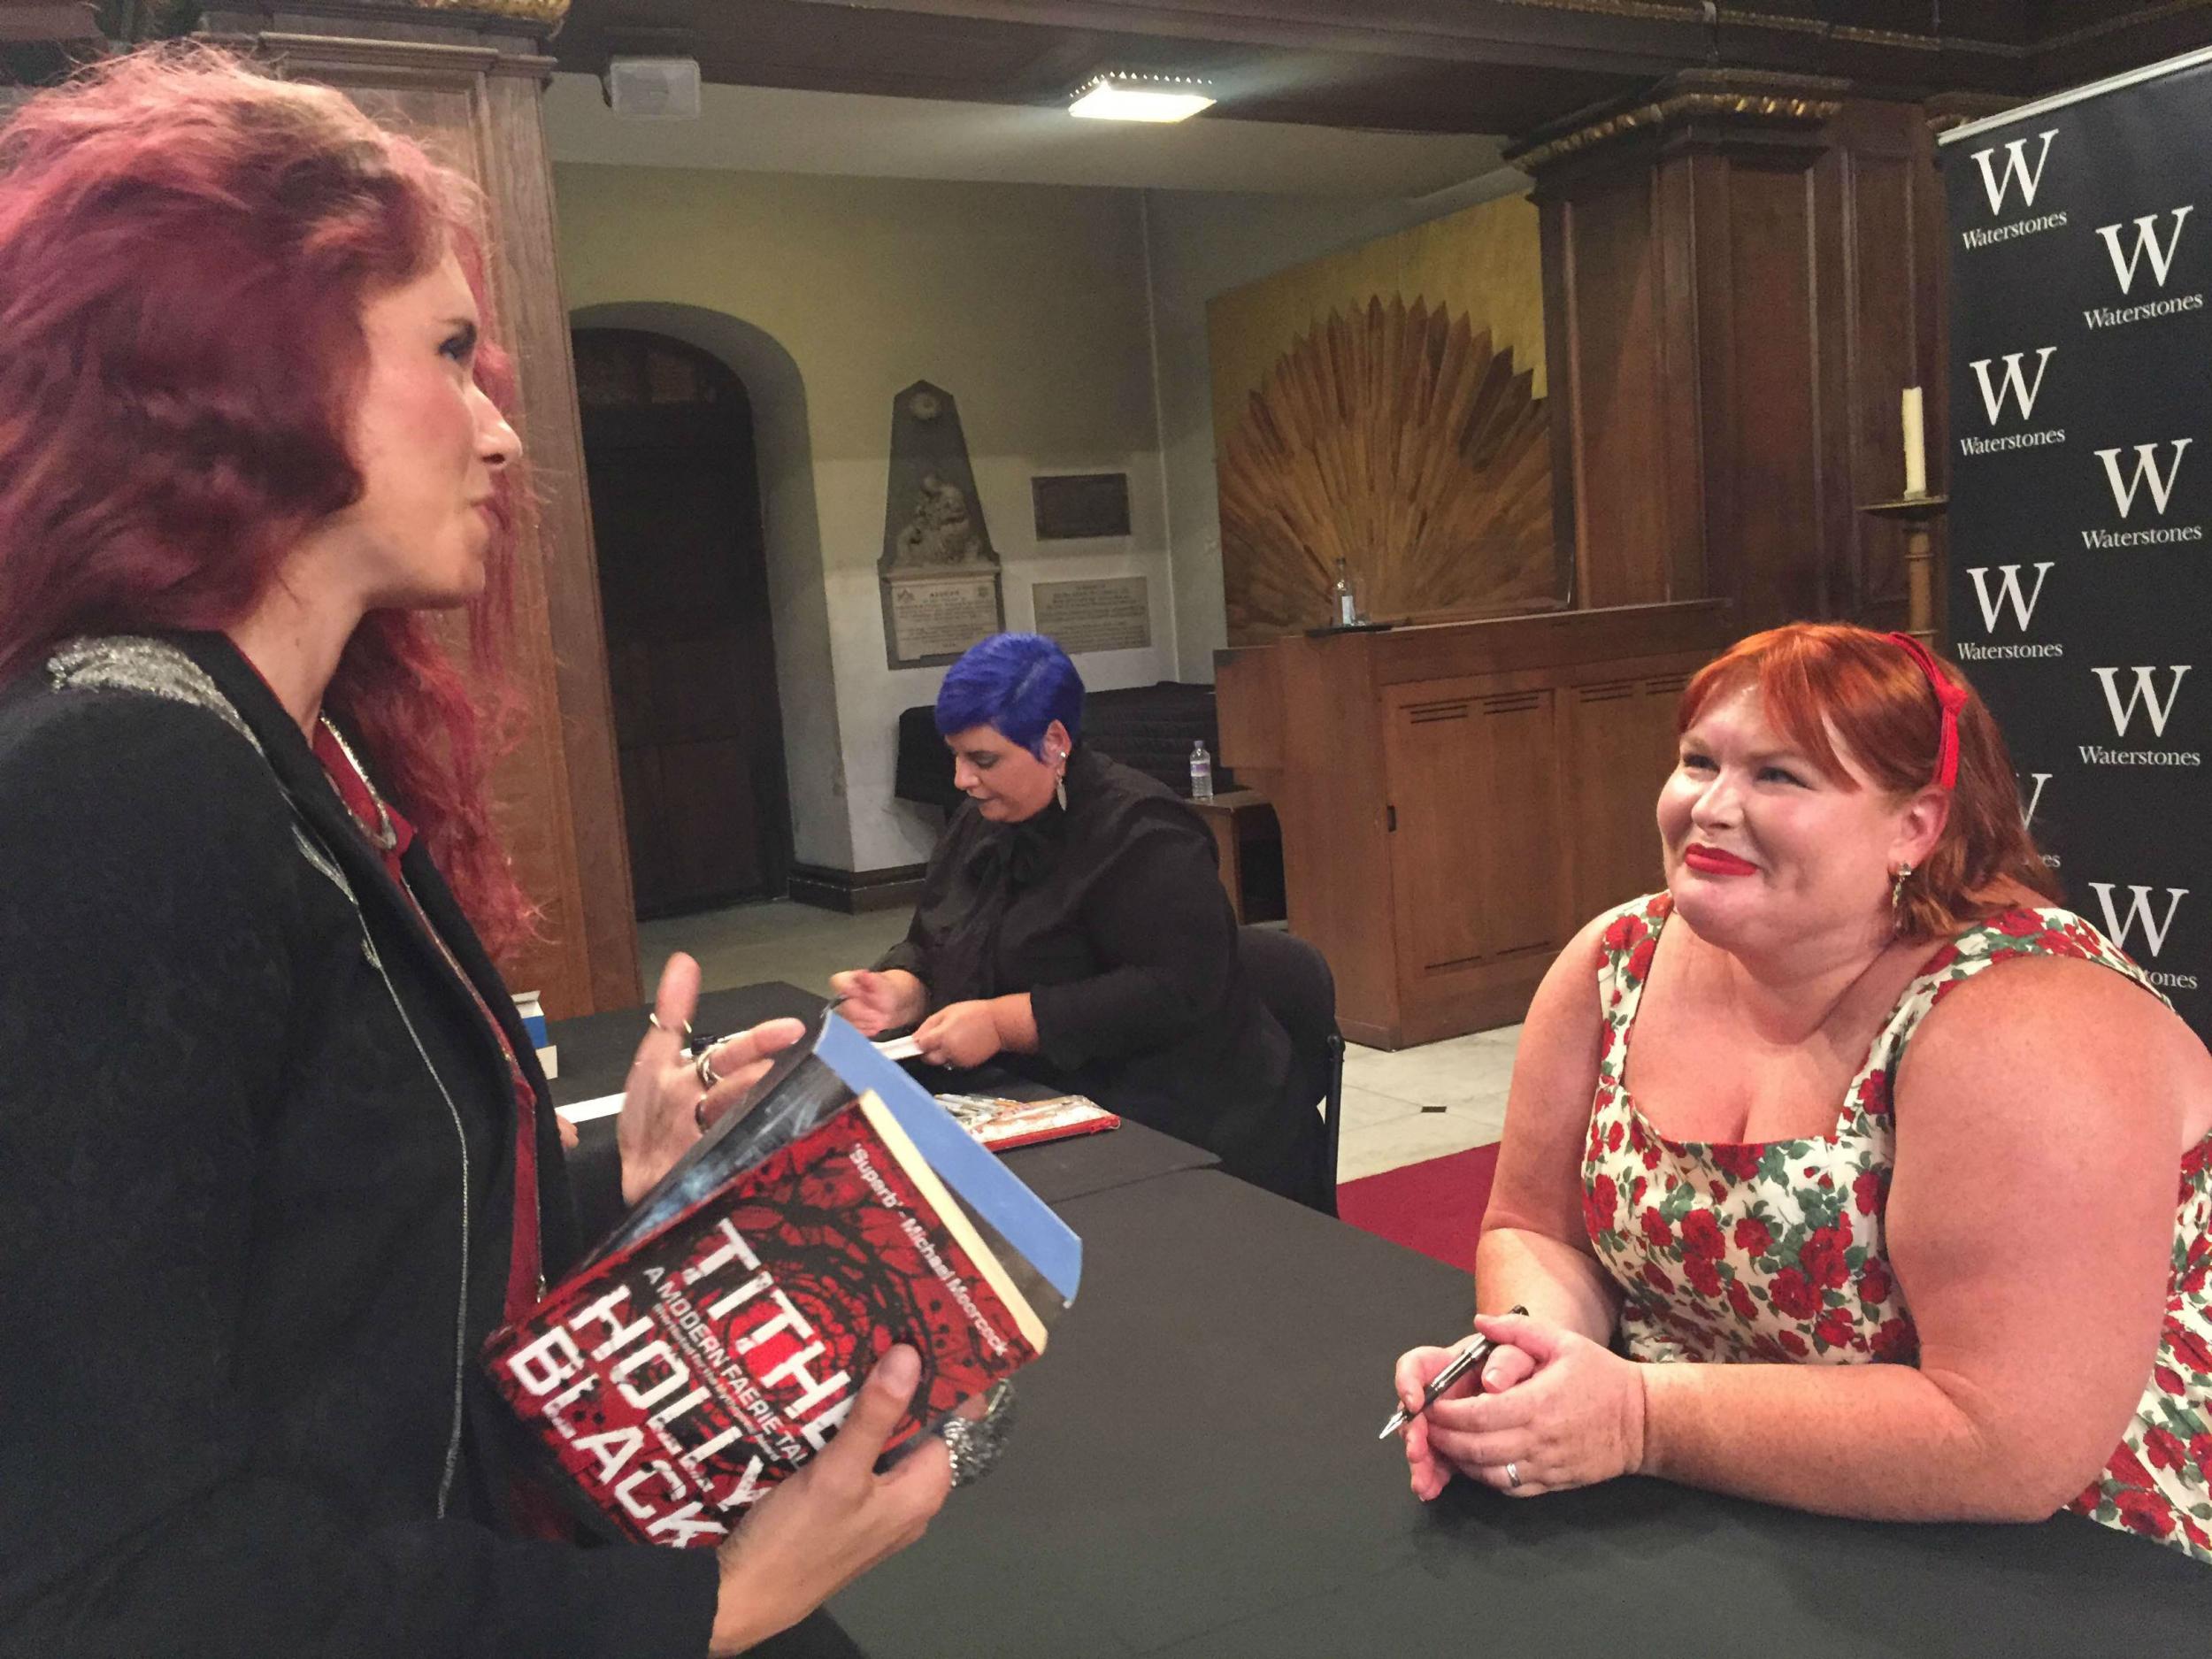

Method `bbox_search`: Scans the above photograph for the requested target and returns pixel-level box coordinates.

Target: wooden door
[1560,671,1686,924]
[575,329,791,918]
[1385,683,1565,984]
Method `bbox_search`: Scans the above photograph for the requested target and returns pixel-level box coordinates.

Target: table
[817,1169,2210,1657]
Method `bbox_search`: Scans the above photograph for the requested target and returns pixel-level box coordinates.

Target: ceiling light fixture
[1069,73,1216,124]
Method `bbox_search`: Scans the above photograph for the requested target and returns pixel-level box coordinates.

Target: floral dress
[1582,892,2212,1561]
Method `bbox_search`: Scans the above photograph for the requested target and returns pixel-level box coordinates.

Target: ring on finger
[649,1012,694,1041]
[695,1048,721,1093]
[1504,1462,1522,1489]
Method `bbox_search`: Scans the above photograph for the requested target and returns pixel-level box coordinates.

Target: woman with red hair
[0,50,946,1657]
[1393,623,2212,1560]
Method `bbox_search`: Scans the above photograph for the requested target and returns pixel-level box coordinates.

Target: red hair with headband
[0,47,533,949]
[1677,623,2060,939]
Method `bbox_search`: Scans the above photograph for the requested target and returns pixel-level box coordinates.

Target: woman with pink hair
[0,50,946,1656]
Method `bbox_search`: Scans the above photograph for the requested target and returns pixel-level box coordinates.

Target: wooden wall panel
[1532,89,1949,641]
[1557,173,1672,610]
[1718,159,1823,626]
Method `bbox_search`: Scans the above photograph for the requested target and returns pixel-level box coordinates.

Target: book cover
[935,1092,1121,1152]
[485,1009,1079,1548]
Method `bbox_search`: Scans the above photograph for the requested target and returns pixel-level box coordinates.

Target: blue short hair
[934,633,1086,757]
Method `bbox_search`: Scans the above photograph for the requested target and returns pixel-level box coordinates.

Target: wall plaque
[1032,472,1133,540]
[886,571,1003,664]
[879,380,1004,666]
[1033,576,1151,654]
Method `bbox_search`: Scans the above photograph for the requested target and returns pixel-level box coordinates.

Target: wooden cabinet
[1217,603,1727,1048]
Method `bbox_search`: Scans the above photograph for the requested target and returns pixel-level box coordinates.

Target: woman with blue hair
[833,634,1318,1200]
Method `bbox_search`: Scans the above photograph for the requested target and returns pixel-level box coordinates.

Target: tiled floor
[640,898,1519,1183]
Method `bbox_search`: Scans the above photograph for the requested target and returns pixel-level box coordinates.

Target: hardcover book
[484,1010,1080,1548]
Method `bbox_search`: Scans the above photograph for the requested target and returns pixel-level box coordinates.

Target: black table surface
[821,1169,2212,1658]
[545,986,1219,1210]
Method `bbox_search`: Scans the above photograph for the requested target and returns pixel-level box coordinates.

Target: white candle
[1901,386,1927,497]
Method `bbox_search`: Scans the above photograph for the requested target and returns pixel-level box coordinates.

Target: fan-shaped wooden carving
[1218,296,1556,644]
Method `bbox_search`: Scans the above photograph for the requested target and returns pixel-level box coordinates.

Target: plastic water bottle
[1333,558,1359,627]
[1189,740,1214,801]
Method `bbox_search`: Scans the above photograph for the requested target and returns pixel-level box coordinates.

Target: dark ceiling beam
[786,0,1724,81]
[2030,0,2212,85]
[792,0,2212,100]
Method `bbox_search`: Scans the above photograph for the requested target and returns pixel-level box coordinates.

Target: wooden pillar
[200,1,640,1017]
[1512,70,1952,635]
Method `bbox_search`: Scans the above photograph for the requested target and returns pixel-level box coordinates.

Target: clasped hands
[1393,1312,1649,1501]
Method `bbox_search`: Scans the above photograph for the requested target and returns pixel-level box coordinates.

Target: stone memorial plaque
[884,570,1004,667]
[877,380,1006,666]
[1032,576,1151,654]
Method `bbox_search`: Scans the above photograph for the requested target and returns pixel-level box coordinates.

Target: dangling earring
[1890,863,1914,921]
[1053,750,1068,812]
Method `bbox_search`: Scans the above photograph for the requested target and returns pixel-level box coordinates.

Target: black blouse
[878,745,1317,1200]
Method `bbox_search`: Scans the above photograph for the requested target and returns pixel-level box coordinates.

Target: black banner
[1941,47,2212,1037]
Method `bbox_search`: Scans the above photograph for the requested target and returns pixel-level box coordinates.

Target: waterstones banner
[1940,46,2212,1038]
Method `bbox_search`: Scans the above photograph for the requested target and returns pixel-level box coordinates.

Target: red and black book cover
[485,1091,1044,1548]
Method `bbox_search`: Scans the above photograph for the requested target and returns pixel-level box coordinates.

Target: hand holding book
[489,1002,1079,1568]
[707,1344,951,1656]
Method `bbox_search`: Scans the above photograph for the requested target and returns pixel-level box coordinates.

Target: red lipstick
[1683,843,1759,877]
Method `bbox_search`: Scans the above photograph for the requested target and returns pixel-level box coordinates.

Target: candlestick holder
[1859,492,1948,646]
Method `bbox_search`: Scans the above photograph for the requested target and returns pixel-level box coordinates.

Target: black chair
[1236,925,1345,1217]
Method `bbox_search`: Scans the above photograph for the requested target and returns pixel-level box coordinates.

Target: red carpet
[1336,1141,1501,1273]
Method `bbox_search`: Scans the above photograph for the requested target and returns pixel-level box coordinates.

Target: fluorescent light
[1069,73,1215,124]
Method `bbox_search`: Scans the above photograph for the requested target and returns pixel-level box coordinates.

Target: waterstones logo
[2079,665,2200,764]
[2089,882,2190,962]
[2085,441,2201,545]
[1956,564,2061,658]
[1959,349,2065,454]
[1962,131,2067,248]
[2086,210,2204,326]
[2097,207,2193,293]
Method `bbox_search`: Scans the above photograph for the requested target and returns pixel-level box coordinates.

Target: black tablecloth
[823,1169,2212,1657]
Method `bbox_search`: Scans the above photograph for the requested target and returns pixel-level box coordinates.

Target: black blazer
[879,745,1317,1200]
[0,634,715,1658]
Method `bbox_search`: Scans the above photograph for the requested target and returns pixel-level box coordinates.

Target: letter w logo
[1971,130,2059,215]
[2095,440,2191,518]
[2089,882,2189,958]
[1969,349,2055,425]
[2092,665,2191,738]
[2096,206,2193,294]
[1965,563,2053,633]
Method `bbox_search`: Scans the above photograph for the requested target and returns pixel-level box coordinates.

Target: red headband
[1886,633,1966,789]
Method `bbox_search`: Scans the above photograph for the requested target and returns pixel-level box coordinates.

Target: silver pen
[1378,1305,1529,1440]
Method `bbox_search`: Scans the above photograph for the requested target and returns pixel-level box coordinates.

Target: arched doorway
[573,326,792,918]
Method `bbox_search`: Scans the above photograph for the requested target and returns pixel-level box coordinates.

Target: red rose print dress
[1583,891,2212,1561]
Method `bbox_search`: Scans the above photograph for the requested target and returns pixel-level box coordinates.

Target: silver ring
[649,1012,693,1041]
[941,1379,1017,1487]
[1505,1462,1521,1489]
[695,1048,721,1092]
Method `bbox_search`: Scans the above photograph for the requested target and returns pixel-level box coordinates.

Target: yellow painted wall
[1205,191,1546,455]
